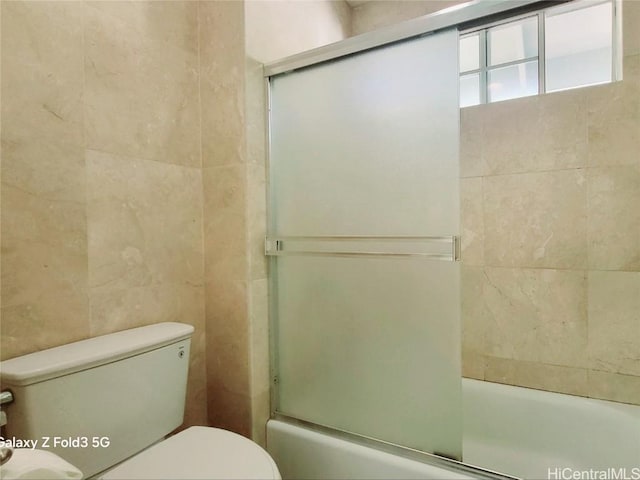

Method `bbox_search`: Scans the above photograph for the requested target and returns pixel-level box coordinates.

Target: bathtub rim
[270,413,519,480]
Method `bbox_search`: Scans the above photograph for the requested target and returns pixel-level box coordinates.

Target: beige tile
[87,150,203,293]
[84,2,200,167]
[484,170,588,269]
[623,0,640,58]
[203,163,251,415]
[205,274,250,396]
[200,0,246,168]
[1,3,84,146]
[462,350,485,380]
[207,386,252,438]
[480,91,588,175]
[588,271,640,376]
[1,297,89,361]
[587,72,640,167]
[245,57,267,166]
[249,278,270,398]
[89,283,204,337]
[460,177,484,265]
[588,370,640,405]
[251,389,271,447]
[485,356,589,397]
[461,265,488,356]
[460,105,487,178]
[203,165,248,259]
[588,166,640,270]
[248,163,267,281]
[481,267,588,368]
[623,54,640,85]
[1,0,88,360]
[86,1,198,54]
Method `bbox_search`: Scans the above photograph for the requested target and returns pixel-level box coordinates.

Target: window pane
[460,33,480,72]
[545,2,612,92]
[488,16,538,66]
[488,60,538,103]
[460,73,480,107]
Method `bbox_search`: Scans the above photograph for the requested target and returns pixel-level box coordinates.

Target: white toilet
[0,322,281,479]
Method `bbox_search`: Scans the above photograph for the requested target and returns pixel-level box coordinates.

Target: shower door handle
[265,235,459,261]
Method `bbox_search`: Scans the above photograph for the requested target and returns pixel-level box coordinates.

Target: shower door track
[263,0,546,76]
[272,413,520,480]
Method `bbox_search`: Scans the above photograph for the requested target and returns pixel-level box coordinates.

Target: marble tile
[203,165,248,259]
[481,91,588,175]
[481,267,588,368]
[249,278,270,397]
[484,170,588,269]
[462,350,485,380]
[86,1,198,54]
[87,150,203,293]
[200,0,246,168]
[485,356,589,397]
[460,177,484,265]
[207,386,252,438]
[588,370,640,405]
[1,0,88,360]
[248,163,268,281]
[205,274,250,396]
[245,57,267,167]
[461,265,489,356]
[1,1,84,146]
[588,166,640,270]
[587,69,640,167]
[251,389,271,448]
[588,271,640,376]
[623,0,640,58]
[459,105,487,178]
[84,2,200,167]
[203,162,251,427]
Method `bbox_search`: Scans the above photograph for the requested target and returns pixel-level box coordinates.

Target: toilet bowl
[102,427,281,480]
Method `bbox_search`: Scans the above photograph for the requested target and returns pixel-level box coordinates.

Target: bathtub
[267,378,640,479]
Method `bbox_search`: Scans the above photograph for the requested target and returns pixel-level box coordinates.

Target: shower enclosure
[266,27,462,460]
[264,0,639,477]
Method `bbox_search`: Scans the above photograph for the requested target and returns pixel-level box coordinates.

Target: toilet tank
[0,322,194,478]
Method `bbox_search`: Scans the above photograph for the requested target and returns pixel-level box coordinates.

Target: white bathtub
[267,378,640,479]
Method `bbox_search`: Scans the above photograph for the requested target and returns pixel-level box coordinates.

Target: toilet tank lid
[0,322,194,386]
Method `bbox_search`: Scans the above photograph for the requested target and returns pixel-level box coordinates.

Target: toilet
[0,322,281,479]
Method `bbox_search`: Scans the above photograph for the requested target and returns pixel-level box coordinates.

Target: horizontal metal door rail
[265,235,459,261]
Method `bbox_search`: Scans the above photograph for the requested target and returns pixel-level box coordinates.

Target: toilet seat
[101,426,281,480]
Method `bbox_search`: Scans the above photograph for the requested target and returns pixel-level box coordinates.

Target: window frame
[459,0,620,107]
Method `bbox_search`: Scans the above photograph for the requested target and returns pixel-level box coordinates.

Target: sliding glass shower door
[267,29,461,459]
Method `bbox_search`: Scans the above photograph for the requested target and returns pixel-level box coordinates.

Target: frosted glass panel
[270,31,459,237]
[460,73,480,107]
[488,60,538,103]
[275,256,461,456]
[269,29,461,459]
[545,2,612,92]
[460,33,480,72]
[488,16,537,66]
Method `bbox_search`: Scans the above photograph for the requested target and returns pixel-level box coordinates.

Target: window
[459,0,617,107]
